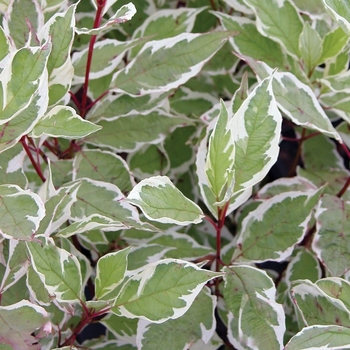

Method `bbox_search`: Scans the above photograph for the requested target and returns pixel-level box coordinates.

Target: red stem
[20,136,46,182]
[80,1,106,118]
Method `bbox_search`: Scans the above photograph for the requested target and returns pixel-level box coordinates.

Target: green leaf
[291,279,350,326]
[244,0,303,58]
[75,3,137,35]
[70,178,152,230]
[232,188,323,262]
[85,111,190,152]
[112,31,232,95]
[39,4,76,106]
[285,325,350,350]
[313,194,350,276]
[130,7,205,57]
[128,144,170,179]
[101,314,138,346]
[299,22,322,75]
[26,236,83,303]
[0,25,9,63]
[72,38,145,81]
[95,247,131,300]
[73,149,134,192]
[215,13,285,68]
[302,132,344,170]
[6,0,41,47]
[223,265,285,350]
[0,144,27,187]
[320,26,349,63]
[0,184,45,240]
[36,182,81,236]
[127,244,173,271]
[205,100,235,205]
[0,240,28,293]
[86,92,169,123]
[127,175,204,225]
[0,300,49,350]
[320,91,350,123]
[231,71,249,114]
[30,106,101,139]
[244,57,342,141]
[145,230,214,260]
[317,278,350,311]
[113,259,221,322]
[230,75,282,193]
[137,287,216,349]
[323,0,350,35]
[0,45,50,124]
[285,248,322,286]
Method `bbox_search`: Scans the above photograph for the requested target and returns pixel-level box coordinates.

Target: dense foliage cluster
[1,0,350,349]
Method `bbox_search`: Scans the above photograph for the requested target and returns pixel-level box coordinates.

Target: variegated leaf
[127,176,204,225]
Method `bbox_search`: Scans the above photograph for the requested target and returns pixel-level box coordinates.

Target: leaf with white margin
[223,265,285,350]
[26,236,83,303]
[0,184,45,240]
[27,265,51,306]
[243,56,342,142]
[38,3,76,106]
[229,74,282,193]
[284,248,322,291]
[244,0,303,59]
[127,244,174,271]
[136,287,216,350]
[57,215,124,237]
[0,300,49,350]
[70,178,154,230]
[85,111,190,152]
[215,13,285,69]
[101,314,138,347]
[86,92,168,123]
[0,240,29,294]
[196,107,252,219]
[127,175,204,225]
[323,0,350,35]
[73,149,134,192]
[291,279,350,327]
[321,71,350,95]
[0,88,48,153]
[146,230,214,260]
[111,31,232,96]
[0,144,27,187]
[130,7,206,58]
[113,259,222,322]
[205,99,235,205]
[232,188,323,263]
[257,176,318,199]
[316,277,350,311]
[0,44,50,124]
[30,105,101,139]
[72,38,147,83]
[5,0,43,48]
[36,181,81,236]
[285,325,350,350]
[75,3,136,35]
[222,0,254,14]
[312,194,350,276]
[95,247,131,300]
[320,91,350,124]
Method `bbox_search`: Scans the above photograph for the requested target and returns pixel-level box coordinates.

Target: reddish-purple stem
[20,136,46,182]
[80,1,106,118]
